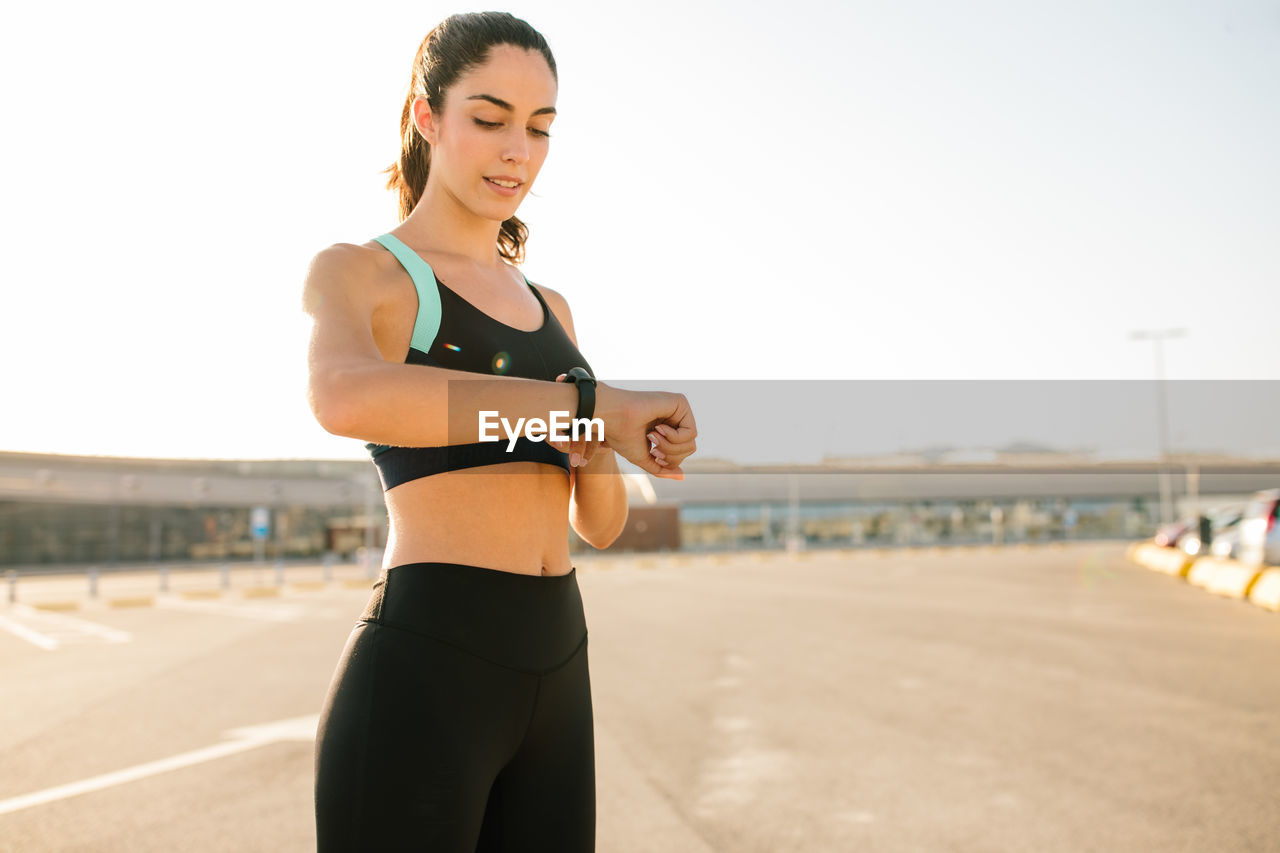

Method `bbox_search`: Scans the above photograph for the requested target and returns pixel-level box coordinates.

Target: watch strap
[564,367,596,423]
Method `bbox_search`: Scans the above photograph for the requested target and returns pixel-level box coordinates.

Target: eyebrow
[466,93,556,117]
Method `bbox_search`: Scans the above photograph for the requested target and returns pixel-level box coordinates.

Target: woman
[306,12,697,852]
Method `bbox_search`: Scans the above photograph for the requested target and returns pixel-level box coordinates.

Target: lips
[485,176,522,188]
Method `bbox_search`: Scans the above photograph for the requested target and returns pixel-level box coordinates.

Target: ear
[411,96,437,145]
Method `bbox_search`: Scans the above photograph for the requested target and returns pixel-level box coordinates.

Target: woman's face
[418,44,557,223]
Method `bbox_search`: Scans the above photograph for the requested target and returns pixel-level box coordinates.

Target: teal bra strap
[373,233,442,356]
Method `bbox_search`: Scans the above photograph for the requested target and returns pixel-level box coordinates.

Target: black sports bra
[365,233,595,491]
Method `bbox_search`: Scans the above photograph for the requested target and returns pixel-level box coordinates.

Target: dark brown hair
[384,12,557,264]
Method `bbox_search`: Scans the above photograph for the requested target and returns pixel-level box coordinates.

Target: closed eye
[474,118,551,138]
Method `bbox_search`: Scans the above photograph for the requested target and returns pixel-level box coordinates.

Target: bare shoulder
[302,242,396,316]
[528,280,578,345]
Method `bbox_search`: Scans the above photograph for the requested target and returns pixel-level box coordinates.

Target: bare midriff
[382,462,574,576]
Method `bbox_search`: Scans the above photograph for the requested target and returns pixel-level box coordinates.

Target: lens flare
[491,351,511,374]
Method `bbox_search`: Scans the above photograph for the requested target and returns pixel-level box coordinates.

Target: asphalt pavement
[2,542,1278,852]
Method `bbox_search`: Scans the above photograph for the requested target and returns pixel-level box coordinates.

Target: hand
[595,382,697,480]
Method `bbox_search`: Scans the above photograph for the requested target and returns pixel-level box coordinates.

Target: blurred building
[2,450,1277,568]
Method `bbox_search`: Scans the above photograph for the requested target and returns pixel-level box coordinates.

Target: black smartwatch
[563,367,596,422]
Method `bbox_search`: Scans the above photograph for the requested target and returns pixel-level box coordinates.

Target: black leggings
[314,562,595,852]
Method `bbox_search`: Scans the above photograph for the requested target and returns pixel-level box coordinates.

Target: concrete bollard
[159,565,169,594]
[221,562,231,590]
[7,570,16,604]
[323,551,335,583]
[274,559,285,586]
[88,566,99,599]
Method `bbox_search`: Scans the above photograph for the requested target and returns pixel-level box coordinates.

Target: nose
[502,126,530,165]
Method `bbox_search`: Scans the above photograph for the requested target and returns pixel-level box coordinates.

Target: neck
[399,178,510,269]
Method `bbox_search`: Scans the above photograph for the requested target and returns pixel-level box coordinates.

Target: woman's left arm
[569,449,629,549]
[532,283,630,549]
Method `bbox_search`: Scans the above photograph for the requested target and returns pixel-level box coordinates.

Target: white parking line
[0,612,59,650]
[155,595,304,622]
[0,713,319,816]
[0,604,132,650]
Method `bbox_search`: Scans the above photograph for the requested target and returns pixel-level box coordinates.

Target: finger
[647,430,673,456]
[574,429,596,467]
[649,434,691,460]
[548,430,570,455]
[659,408,698,442]
[631,441,677,476]
[662,452,690,469]
[634,452,667,478]
[656,422,696,444]
[575,433,601,468]
[654,463,684,480]
[649,436,692,457]
[662,428,696,454]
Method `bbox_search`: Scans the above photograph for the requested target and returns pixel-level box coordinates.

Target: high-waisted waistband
[358,562,587,675]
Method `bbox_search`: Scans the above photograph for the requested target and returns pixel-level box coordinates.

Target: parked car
[1237,489,1280,567]
[1154,516,1197,548]
[1211,524,1243,559]
[1180,504,1245,558]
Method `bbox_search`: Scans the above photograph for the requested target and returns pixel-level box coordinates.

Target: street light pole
[1130,327,1187,525]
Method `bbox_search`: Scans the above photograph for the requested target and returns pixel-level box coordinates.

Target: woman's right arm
[302,245,697,477]
[303,243,582,447]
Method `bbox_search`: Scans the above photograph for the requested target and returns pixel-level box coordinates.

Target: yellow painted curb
[1135,543,1193,577]
[291,581,327,591]
[343,578,374,589]
[1186,559,1219,589]
[108,596,154,608]
[1199,558,1264,599]
[31,601,80,612]
[1247,569,1280,612]
[181,589,222,600]
[242,586,280,599]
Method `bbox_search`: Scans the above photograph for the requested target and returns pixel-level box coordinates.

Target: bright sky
[2,0,1277,461]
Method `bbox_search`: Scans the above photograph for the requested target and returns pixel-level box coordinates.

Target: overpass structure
[2,450,1277,567]
[3,450,1278,508]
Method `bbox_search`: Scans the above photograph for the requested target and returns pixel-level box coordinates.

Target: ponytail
[381,12,556,265]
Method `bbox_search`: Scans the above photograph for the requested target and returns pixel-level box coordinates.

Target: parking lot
[2,542,1279,852]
